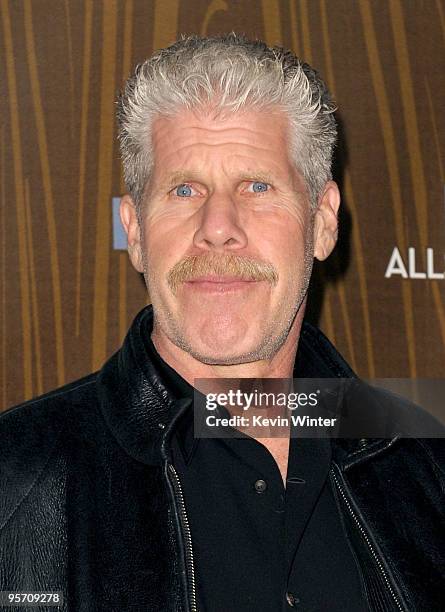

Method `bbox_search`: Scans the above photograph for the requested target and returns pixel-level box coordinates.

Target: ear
[119,195,144,273]
[313,181,340,261]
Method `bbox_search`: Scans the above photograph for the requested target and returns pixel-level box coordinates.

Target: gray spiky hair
[117,33,337,210]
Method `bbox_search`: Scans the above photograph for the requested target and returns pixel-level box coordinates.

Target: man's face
[121,106,339,365]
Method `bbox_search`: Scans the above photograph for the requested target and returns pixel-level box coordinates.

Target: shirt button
[254,479,267,493]
[286,591,299,607]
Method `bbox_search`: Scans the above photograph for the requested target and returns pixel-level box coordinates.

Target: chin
[157,300,299,365]
[184,348,261,366]
[174,329,288,366]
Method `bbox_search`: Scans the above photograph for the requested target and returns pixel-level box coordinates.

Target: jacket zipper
[330,467,405,612]
[167,463,198,612]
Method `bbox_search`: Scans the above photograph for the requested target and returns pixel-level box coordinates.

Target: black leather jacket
[0,306,444,611]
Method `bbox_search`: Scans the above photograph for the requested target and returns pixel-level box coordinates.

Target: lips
[184,275,261,293]
[187,275,256,283]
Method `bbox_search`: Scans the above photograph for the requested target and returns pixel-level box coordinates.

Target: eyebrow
[154,171,203,195]
[235,171,279,185]
[152,169,282,195]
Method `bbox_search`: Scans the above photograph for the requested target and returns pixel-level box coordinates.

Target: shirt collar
[143,329,198,464]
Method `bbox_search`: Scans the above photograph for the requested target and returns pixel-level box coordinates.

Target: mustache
[167,253,279,294]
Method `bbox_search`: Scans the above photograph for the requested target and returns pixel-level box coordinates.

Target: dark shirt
[144,333,368,611]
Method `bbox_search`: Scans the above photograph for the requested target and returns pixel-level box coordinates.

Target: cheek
[271,228,312,287]
[268,219,309,258]
[139,222,165,281]
[143,220,188,284]
[144,217,173,259]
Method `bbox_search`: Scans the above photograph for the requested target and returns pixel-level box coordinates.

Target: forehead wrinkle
[154,109,287,134]
[152,137,287,173]
[158,137,284,158]
[176,123,282,141]
[153,118,290,149]
[150,115,296,196]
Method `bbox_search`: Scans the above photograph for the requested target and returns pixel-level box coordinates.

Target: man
[0,34,443,612]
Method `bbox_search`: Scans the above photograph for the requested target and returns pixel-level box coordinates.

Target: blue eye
[176,184,193,197]
[252,181,269,193]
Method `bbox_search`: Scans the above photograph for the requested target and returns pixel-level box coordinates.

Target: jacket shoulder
[332,380,445,471]
[0,373,99,529]
[1,371,99,430]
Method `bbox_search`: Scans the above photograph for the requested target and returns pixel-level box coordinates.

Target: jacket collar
[96,305,397,468]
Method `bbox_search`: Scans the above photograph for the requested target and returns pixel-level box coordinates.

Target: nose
[192,193,248,251]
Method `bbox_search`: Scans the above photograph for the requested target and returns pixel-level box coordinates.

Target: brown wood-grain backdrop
[1,0,444,409]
